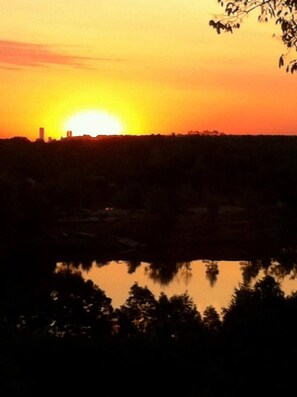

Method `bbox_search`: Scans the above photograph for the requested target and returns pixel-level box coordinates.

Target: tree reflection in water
[144,260,192,286]
[64,251,297,300]
[203,260,219,287]
[54,254,297,338]
[240,249,297,286]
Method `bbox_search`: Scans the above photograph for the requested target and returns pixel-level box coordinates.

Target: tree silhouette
[210,0,297,73]
[116,282,158,336]
[203,305,222,333]
[164,291,202,341]
[49,265,113,338]
[222,275,285,341]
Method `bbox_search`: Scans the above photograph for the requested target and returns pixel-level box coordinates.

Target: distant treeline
[1,134,297,241]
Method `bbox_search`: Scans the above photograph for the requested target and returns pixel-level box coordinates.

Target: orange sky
[0,0,296,140]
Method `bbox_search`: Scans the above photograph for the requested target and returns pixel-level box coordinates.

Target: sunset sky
[0,0,296,140]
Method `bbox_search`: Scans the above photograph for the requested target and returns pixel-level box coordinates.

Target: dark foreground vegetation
[2,134,297,395]
[2,251,297,396]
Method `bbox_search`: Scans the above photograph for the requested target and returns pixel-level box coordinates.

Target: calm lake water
[56,258,297,315]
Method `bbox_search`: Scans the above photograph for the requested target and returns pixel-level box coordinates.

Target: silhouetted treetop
[210,0,297,73]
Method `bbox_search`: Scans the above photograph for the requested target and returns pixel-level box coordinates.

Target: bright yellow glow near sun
[64,111,124,137]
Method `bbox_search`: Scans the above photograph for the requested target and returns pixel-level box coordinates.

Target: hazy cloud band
[0,40,121,69]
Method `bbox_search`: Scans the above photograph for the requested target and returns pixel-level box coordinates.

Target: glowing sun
[64,110,124,137]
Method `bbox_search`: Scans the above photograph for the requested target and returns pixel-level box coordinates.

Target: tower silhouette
[39,127,45,141]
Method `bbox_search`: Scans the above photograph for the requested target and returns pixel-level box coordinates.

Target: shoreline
[8,206,297,262]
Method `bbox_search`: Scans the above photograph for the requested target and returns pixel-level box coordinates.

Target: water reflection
[56,253,297,315]
[204,260,219,287]
[144,260,192,286]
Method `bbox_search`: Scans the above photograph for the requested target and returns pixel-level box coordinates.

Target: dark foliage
[210,0,297,73]
[2,135,297,395]
[1,135,297,230]
[1,250,297,396]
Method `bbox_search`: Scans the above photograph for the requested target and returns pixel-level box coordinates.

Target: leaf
[279,55,284,68]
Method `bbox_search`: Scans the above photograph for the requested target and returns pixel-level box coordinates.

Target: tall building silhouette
[67,130,72,138]
[39,127,45,141]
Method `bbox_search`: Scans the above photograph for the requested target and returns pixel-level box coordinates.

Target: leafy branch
[209,0,297,73]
